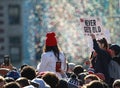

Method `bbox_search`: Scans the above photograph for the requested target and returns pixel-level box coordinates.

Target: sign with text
[80,17,104,36]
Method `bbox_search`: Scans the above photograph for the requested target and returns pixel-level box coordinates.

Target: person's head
[20,66,36,80]
[97,38,108,50]
[19,64,29,72]
[16,77,30,87]
[0,75,6,87]
[84,74,100,84]
[73,65,84,76]
[67,63,76,72]
[31,78,50,88]
[5,70,20,80]
[3,82,21,88]
[42,72,59,88]
[78,72,88,84]
[58,79,68,88]
[85,80,105,88]
[109,44,120,57]
[45,32,57,47]
[112,79,120,88]
[44,32,61,60]
[67,73,80,88]
[5,77,15,83]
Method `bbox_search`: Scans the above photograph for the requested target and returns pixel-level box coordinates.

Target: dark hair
[58,79,68,88]
[78,72,87,85]
[43,45,61,61]
[5,77,15,83]
[42,72,59,88]
[16,77,30,87]
[102,82,109,88]
[97,38,108,49]
[113,79,120,88]
[86,80,105,88]
[109,45,120,55]
[3,82,20,88]
[20,66,36,80]
[73,65,84,76]
[19,64,29,72]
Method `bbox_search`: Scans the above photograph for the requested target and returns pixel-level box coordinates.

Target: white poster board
[80,17,104,36]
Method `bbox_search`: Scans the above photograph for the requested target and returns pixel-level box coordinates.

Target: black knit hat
[109,44,120,55]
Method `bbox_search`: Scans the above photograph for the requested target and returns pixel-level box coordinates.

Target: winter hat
[109,44,120,55]
[6,70,20,80]
[88,67,95,74]
[45,32,57,46]
[95,73,105,81]
[67,74,79,88]
[31,78,50,88]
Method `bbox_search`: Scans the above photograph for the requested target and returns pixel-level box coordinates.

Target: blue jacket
[91,39,112,84]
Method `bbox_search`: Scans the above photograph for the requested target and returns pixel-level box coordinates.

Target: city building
[0,0,24,66]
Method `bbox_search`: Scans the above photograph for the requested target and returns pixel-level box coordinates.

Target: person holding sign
[90,34,112,85]
[36,32,67,79]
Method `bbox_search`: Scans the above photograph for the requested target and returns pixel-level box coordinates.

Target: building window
[0,46,4,50]
[9,36,21,44]
[8,5,20,25]
[0,13,3,17]
[0,29,4,33]
[0,20,4,25]
[9,36,21,62]
[10,47,21,62]
[0,38,4,43]
[0,54,4,65]
[0,6,3,10]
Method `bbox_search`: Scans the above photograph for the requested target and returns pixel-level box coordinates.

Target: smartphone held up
[4,55,10,66]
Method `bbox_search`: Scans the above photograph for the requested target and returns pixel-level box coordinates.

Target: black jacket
[91,39,112,84]
[112,56,120,65]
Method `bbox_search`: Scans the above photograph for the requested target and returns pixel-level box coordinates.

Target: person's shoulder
[42,51,52,55]
[59,52,65,56]
[42,51,54,57]
[59,51,64,55]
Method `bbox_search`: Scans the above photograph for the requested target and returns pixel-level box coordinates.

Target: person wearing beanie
[5,70,20,80]
[37,32,67,79]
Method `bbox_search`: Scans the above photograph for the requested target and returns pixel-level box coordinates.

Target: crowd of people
[0,32,120,88]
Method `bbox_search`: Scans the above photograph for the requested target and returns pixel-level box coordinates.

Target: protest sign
[80,17,104,36]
